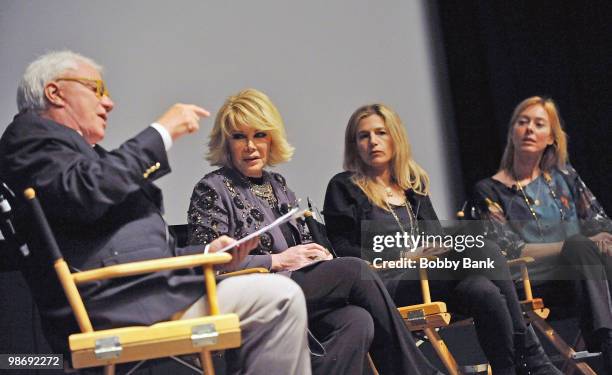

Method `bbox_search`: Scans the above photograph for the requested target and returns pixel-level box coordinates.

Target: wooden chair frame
[410,256,599,375]
[508,257,598,375]
[396,263,461,375]
[25,188,241,375]
[457,205,598,374]
[394,256,577,375]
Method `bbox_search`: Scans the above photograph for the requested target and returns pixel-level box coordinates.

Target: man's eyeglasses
[55,77,110,98]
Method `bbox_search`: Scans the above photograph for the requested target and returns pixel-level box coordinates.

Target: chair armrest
[220,268,269,277]
[72,253,232,284]
[506,256,535,267]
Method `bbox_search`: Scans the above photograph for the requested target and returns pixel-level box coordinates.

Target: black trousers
[532,234,612,351]
[382,241,527,370]
[291,257,442,375]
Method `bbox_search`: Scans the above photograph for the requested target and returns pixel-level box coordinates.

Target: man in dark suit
[0,50,310,375]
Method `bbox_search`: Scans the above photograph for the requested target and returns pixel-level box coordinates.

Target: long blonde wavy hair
[343,103,430,209]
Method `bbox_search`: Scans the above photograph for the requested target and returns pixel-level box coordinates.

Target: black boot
[522,325,562,375]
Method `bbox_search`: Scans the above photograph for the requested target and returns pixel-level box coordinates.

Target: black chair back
[0,182,30,271]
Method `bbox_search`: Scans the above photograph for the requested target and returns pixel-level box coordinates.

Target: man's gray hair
[17,50,102,112]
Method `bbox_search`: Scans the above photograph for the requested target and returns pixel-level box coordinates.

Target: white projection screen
[0,0,461,224]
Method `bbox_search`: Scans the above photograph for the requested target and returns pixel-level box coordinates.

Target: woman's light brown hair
[343,103,430,209]
[499,96,568,173]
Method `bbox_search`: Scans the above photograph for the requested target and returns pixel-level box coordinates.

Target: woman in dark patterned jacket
[473,96,612,373]
[187,88,443,375]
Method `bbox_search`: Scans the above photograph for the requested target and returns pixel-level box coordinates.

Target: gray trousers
[181,273,311,375]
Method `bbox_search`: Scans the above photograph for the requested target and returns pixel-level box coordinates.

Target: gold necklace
[513,171,566,239]
[383,193,418,237]
[514,176,544,238]
[532,177,543,206]
[542,173,566,221]
[249,181,278,208]
[380,182,418,233]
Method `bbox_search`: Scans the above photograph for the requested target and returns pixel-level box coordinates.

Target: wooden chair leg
[563,332,580,375]
[103,364,115,375]
[564,360,577,375]
[528,312,597,375]
[367,353,380,375]
[424,327,460,375]
[200,350,215,375]
[563,331,592,375]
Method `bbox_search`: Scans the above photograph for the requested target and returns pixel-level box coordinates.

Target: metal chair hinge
[406,310,427,326]
[191,324,219,347]
[572,351,601,360]
[460,364,490,374]
[94,336,122,359]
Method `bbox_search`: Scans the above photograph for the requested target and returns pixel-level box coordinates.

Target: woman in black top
[324,103,560,375]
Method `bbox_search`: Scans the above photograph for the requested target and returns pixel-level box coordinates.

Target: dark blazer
[0,111,203,353]
[323,171,443,259]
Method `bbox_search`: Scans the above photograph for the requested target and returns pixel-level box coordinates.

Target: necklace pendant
[534,199,540,206]
[385,187,393,197]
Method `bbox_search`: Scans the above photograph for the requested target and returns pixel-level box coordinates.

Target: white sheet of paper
[217,207,303,253]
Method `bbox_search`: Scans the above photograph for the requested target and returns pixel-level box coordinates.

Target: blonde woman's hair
[499,96,568,173]
[343,103,430,209]
[207,88,294,167]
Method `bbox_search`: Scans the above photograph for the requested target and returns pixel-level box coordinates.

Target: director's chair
[508,257,598,375]
[458,205,599,375]
[394,257,462,375]
[306,208,475,375]
[25,187,241,375]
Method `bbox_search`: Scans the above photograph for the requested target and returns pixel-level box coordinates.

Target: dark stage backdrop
[435,0,611,212]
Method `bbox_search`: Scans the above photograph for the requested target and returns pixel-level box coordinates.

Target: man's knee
[280,277,308,319]
[219,274,306,319]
